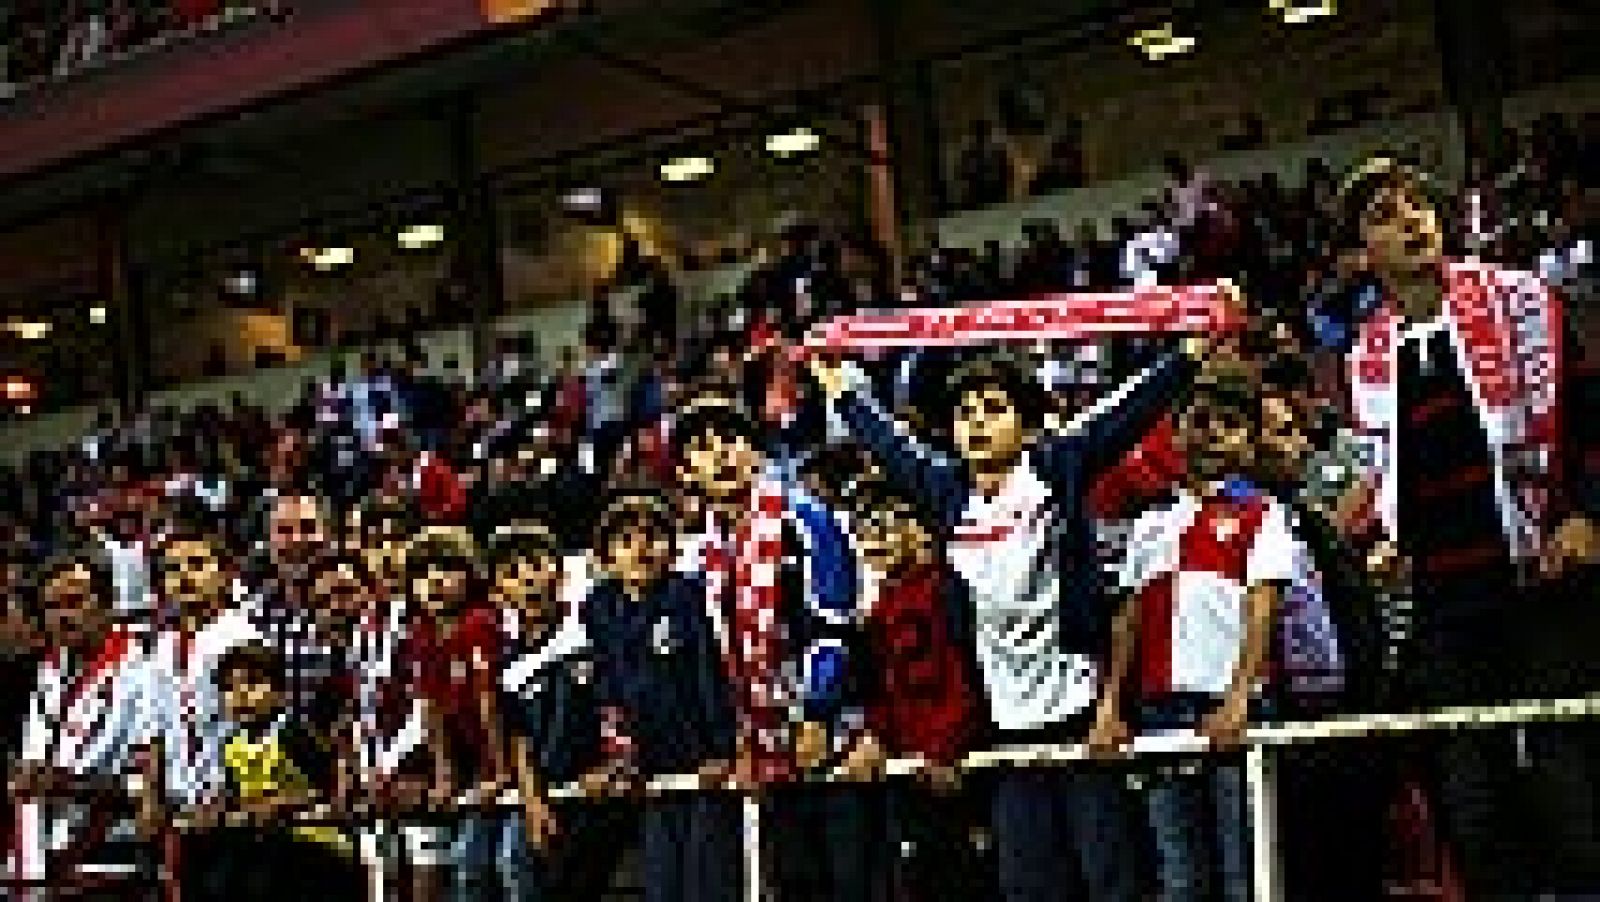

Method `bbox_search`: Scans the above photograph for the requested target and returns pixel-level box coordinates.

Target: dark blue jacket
[581,574,738,777]
[499,651,603,787]
[837,349,1195,660]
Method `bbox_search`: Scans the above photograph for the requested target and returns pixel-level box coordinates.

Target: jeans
[990,767,1140,902]
[453,812,540,901]
[1143,761,1250,902]
[1138,694,1265,902]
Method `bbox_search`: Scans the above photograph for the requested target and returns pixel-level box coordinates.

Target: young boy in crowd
[846,482,986,901]
[392,526,504,902]
[581,492,741,902]
[188,643,361,901]
[811,336,1213,902]
[670,396,868,902]
[9,548,146,884]
[492,522,630,900]
[1090,374,1310,902]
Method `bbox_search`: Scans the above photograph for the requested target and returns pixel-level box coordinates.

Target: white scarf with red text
[798,282,1243,354]
[1347,259,1563,560]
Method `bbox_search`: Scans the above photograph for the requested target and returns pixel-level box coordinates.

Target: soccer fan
[1090,373,1312,902]
[186,643,362,902]
[8,547,146,884]
[1323,156,1598,895]
[580,493,740,902]
[493,522,629,900]
[668,396,867,901]
[137,524,263,878]
[846,481,985,902]
[810,331,1216,902]
[389,526,504,902]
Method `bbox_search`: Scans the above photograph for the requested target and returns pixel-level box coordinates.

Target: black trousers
[182,828,363,902]
[884,780,986,902]
[1408,565,1600,896]
[767,784,885,902]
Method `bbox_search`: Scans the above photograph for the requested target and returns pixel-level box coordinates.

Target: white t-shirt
[948,455,1099,732]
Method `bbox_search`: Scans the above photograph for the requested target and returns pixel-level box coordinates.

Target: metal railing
[9,692,1600,901]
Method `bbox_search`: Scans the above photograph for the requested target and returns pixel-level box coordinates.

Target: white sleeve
[1117,509,1172,592]
[18,666,53,764]
[1246,501,1307,586]
[375,697,428,778]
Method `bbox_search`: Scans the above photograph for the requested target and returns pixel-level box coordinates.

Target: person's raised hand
[807,357,850,400]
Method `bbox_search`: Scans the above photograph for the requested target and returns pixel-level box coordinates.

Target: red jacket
[863,564,980,765]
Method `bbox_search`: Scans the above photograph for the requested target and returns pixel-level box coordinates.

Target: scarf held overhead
[798,281,1245,354]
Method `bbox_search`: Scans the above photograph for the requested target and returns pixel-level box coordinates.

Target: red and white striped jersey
[1119,485,1309,698]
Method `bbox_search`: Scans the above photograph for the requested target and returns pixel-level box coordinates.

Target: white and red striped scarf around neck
[1347,258,1564,560]
[696,480,795,784]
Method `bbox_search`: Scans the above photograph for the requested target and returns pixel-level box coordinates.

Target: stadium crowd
[0,113,1597,902]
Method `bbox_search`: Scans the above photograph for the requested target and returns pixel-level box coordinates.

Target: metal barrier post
[17,801,45,886]
[1244,744,1283,902]
[743,794,763,902]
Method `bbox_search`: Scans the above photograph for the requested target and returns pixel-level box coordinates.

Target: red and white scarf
[1347,259,1564,559]
[798,282,1243,354]
[694,480,795,783]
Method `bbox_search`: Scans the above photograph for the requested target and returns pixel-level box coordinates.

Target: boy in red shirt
[846,482,985,901]
[392,527,504,901]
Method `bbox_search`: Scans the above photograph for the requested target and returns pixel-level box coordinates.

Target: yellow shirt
[223,724,351,854]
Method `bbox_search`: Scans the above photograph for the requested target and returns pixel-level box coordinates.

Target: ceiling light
[766,128,822,157]
[303,246,354,271]
[1271,0,1336,24]
[6,321,51,340]
[659,156,715,183]
[398,224,446,250]
[88,305,108,325]
[224,271,259,296]
[1129,23,1197,60]
[562,188,607,213]
[3,376,35,400]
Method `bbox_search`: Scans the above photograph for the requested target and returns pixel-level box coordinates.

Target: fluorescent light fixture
[766,128,821,157]
[659,156,715,183]
[303,246,354,271]
[1129,23,1197,60]
[398,224,446,250]
[88,305,108,325]
[6,321,51,340]
[1271,0,1335,24]
[3,376,34,400]
[562,187,610,216]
